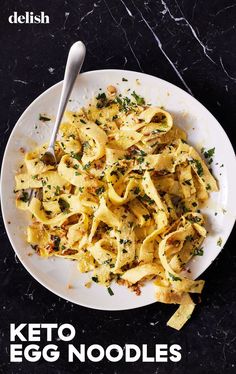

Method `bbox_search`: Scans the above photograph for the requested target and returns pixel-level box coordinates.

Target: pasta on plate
[15,86,218,330]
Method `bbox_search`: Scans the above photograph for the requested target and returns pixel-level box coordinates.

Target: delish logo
[8,11,49,24]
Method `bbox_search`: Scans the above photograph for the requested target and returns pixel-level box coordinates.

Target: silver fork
[41,40,86,166]
[28,41,86,205]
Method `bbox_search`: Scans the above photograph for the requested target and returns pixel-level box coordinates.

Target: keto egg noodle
[15,86,218,330]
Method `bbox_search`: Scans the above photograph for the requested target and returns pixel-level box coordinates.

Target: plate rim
[1,68,236,311]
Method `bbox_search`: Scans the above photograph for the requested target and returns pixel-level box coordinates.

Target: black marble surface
[0,1,236,373]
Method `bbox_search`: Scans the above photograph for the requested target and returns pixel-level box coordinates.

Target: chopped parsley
[92,276,99,283]
[151,129,166,134]
[115,96,133,112]
[120,239,132,245]
[188,216,201,223]
[107,287,114,296]
[58,198,70,212]
[217,237,222,247]
[131,91,145,106]
[202,147,215,165]
[183,179,192,186]
[96,92,109,108]
[95,186,105,195]
[83,141,90,150]
[55,186,61,196]
[19,191,29,202]
[137,157,145,164]
[185,235,194,242]
[193,247,204,256]
[80,119,86,124]
[133,187,141,195]
[70,151,82,161]
[141,194,155,205]
[190,159,204,177]
[83,162,91,171]
[39,114,50,122]
[122,78,128,82]
[168,272,182,281]
[52,236,60,251]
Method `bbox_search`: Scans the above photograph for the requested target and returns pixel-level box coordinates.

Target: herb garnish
[55,186,61,196]
[141,194,155,205]
[133,187,140,195]
[168,272,182,281]
[70,151,82,161]
[217,237,222,247]
[201,147,215,165]
[19,191,29,202]
[190,159,204,176]
[52,236,60,251]
[107,287,114,296]
[131,91,145,105]
[119,239,132,245]
[95,186,105,196]
[83,162,91,171]
[96,92,109,108]
[58,198,70,212]
[182,179,192,186]
[193,247,204,256]
[39,114,50,122]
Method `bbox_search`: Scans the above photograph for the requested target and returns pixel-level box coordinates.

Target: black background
[0,1,236,373]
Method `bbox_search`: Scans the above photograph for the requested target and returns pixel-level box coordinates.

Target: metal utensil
[41,41,86,165]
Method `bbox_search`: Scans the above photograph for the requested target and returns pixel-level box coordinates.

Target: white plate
[1,70,236,310]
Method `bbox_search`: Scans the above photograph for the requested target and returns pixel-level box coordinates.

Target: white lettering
[169,344,182,362]
[142,344,155,362]
[41,323,58,341]
[10,344,22,362]
[8,13,15,23]
[68,344,85,362]
[8,11,50,24]
[87,345,104,362]
[24,345,41,362]
[18,15,25,24]
[155,344,168,362]
[42,12,50,24]
[10,324,26,342]
[42,345,60,362]
[106,344,123,362]
[125,344,141,362]
[28,324,41,342]
[58,324,75,341]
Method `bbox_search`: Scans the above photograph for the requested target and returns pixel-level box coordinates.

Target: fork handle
[48,41,86,150]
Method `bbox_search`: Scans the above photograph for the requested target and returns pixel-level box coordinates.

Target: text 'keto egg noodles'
[15,85,218,330]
